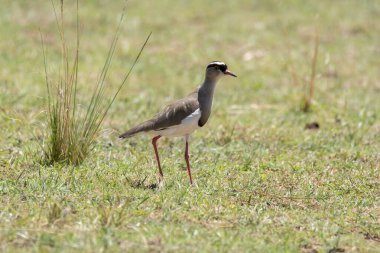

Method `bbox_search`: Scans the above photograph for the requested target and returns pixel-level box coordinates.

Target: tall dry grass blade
[81,10,125,142]
[95,32,152,138]
[303,28,320,112]
[40,31,51,116]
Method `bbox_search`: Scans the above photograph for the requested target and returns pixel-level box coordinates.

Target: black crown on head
[207,61,227,72]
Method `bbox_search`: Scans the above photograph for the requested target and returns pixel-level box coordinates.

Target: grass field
[1,0,379,252]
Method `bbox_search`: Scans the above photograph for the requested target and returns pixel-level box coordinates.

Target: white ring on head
[208,61,225,66]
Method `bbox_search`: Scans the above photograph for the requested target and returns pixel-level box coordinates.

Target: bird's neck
[200,77,217,96]
[197,77,218,126]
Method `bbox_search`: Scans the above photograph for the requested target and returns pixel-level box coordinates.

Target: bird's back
[119,90,199,138]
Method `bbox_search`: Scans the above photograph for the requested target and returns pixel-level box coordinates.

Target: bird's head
[205,61,237,80]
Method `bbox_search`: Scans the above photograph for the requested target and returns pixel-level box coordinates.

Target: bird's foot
[158,179,165,189]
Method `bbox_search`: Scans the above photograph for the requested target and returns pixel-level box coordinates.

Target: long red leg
[184,135,193,184]
[151,135,163,180]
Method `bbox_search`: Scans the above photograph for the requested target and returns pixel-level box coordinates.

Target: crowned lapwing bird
[119,61,237,184]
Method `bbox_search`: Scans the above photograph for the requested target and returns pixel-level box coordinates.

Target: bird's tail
[119,120,155,139]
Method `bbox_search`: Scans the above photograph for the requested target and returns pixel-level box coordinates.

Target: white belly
[153,109,201,137]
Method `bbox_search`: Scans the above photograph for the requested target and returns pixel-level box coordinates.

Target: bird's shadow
[126,176,158,190]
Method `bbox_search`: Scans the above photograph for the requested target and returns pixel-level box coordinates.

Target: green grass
[0,0,379,252]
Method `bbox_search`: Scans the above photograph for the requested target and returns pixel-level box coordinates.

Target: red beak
[224,69,237,77]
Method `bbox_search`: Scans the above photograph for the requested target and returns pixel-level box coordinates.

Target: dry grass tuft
[41,0,150,165]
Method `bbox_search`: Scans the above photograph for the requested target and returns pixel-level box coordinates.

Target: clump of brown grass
[41,0,151,165]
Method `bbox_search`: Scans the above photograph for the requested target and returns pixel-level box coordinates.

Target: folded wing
[119,91,199,138]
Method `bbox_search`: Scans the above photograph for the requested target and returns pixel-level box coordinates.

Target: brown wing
[119,91,199,138]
